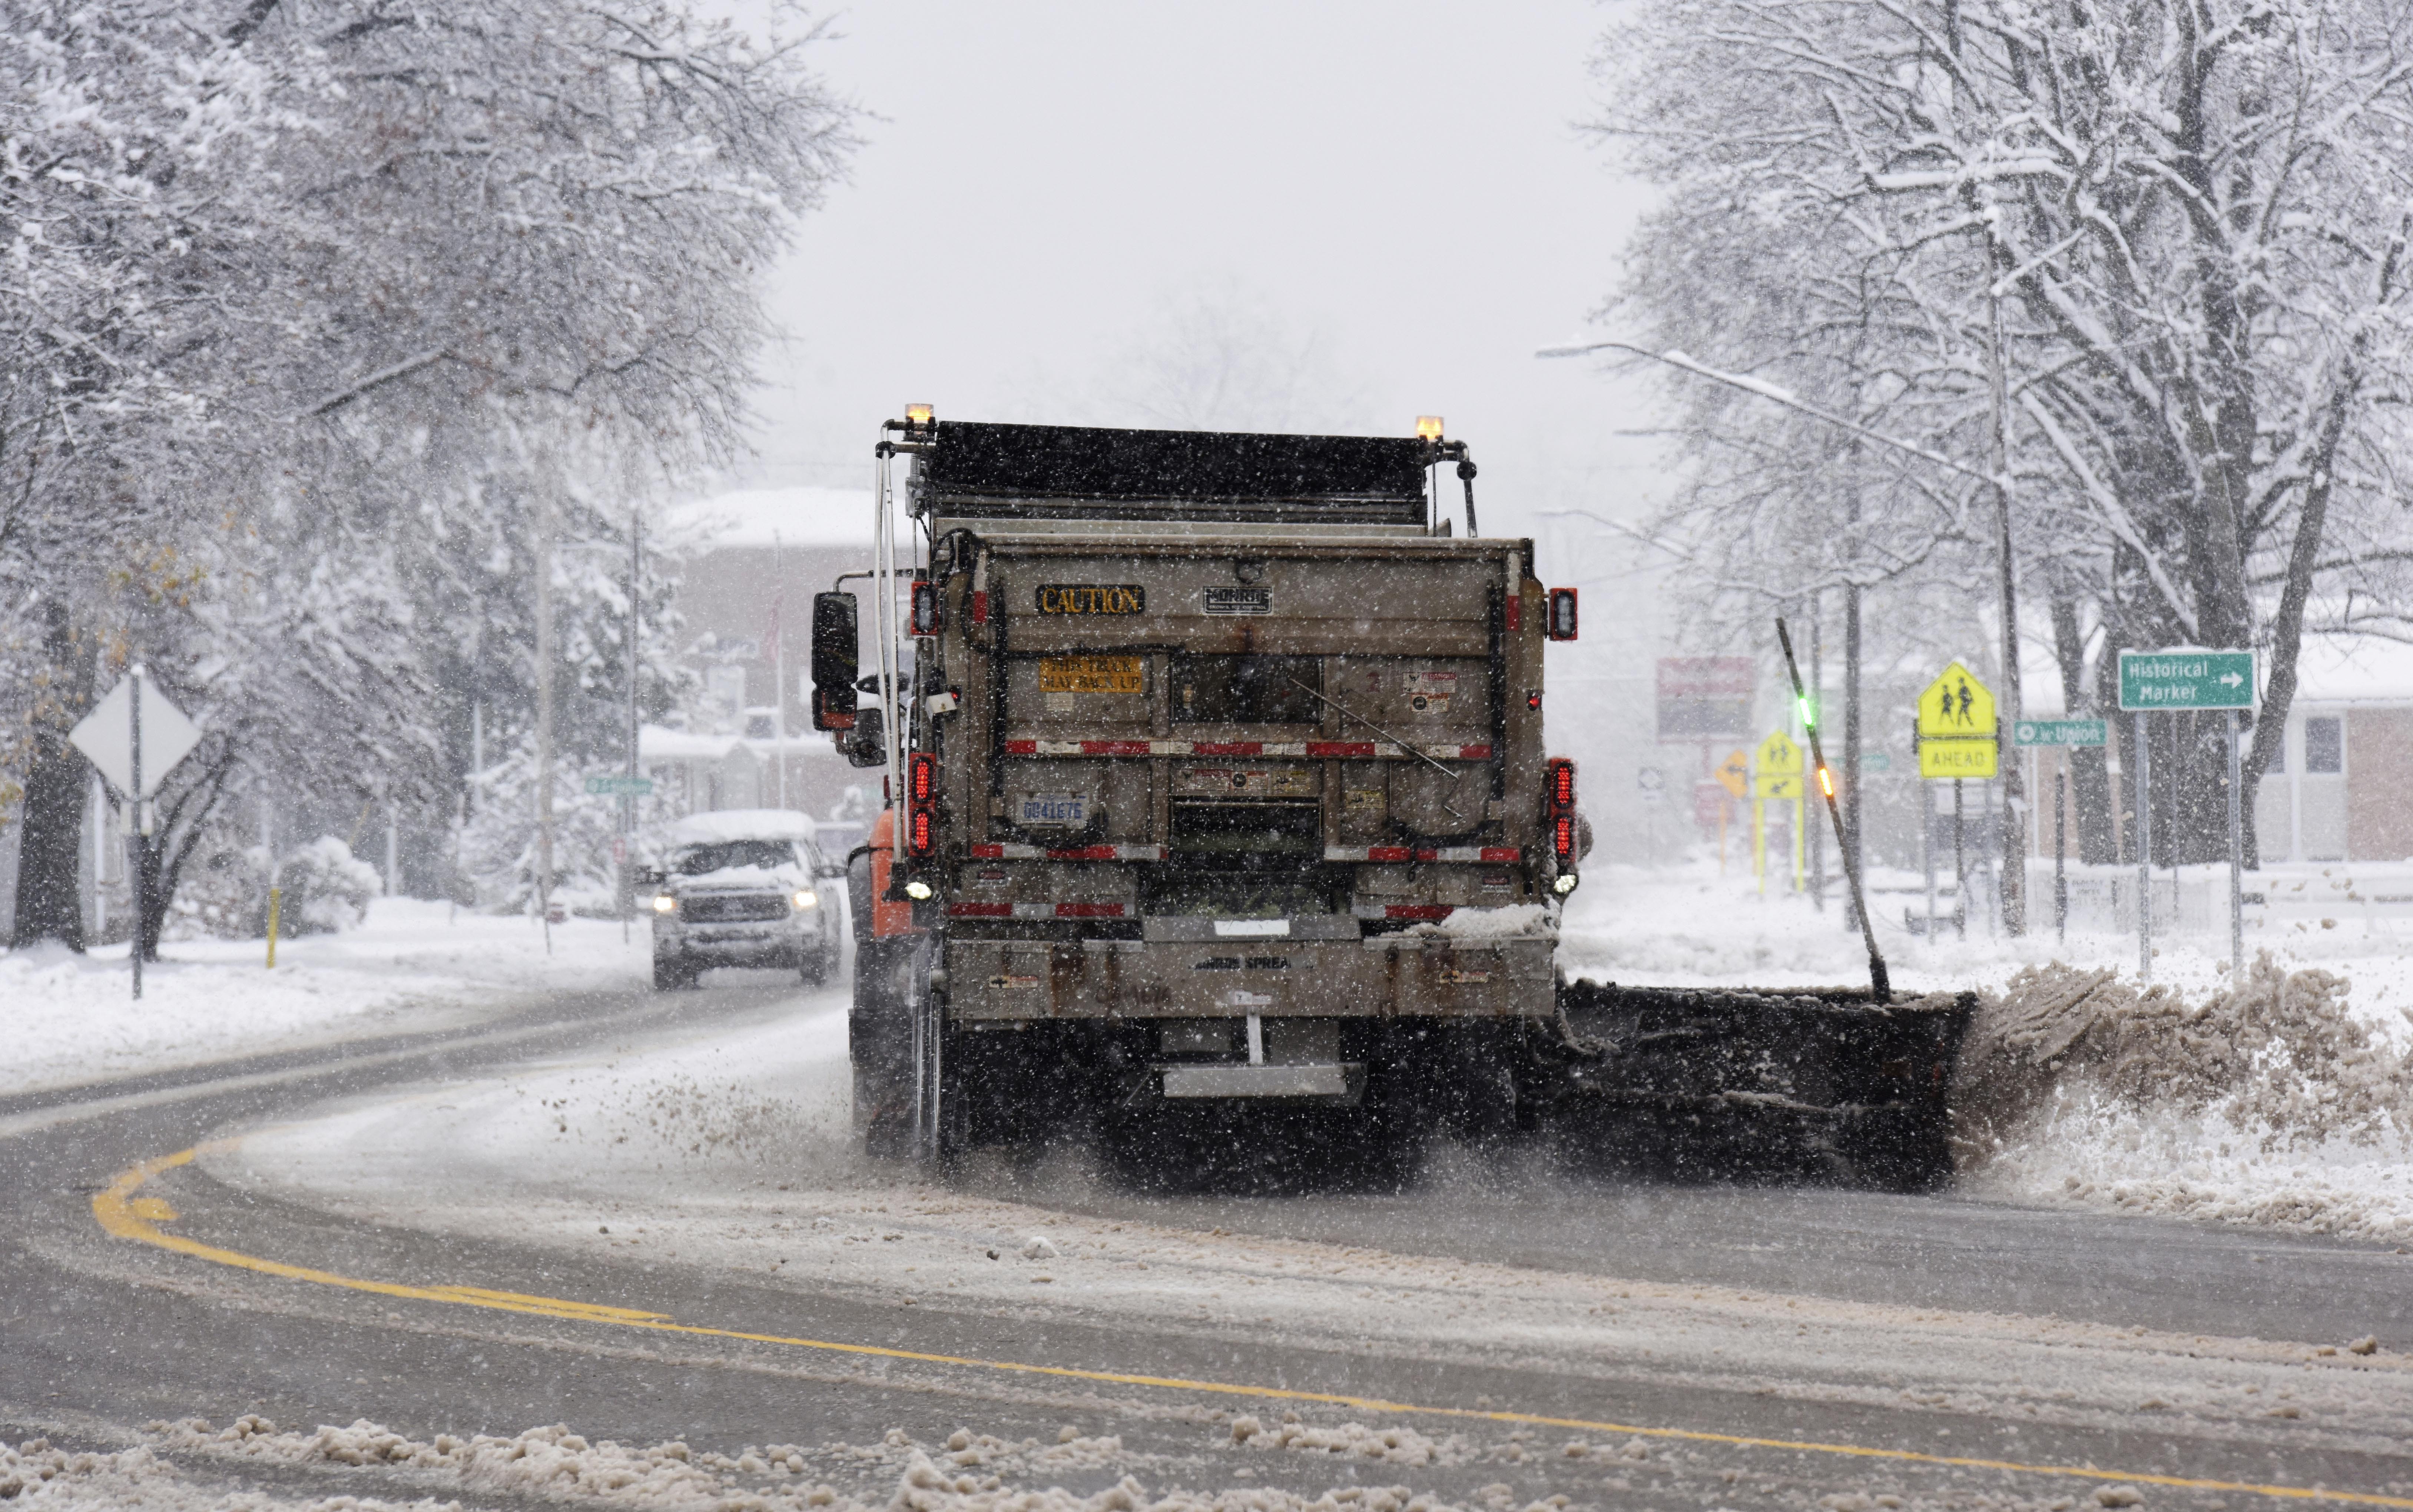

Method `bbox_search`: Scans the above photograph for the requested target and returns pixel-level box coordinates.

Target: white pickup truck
[645,810,846,991]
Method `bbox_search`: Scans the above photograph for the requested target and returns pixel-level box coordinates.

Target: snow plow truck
[815,411,1968,1189]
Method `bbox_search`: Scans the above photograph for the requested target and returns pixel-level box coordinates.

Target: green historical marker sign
[584,774,654,796]
[2118,650,2255,711]
[2013,719,2108,747]
[1860,750,1892,773]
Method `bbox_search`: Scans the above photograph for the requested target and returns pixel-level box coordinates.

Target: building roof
[664,809,818,845]
[668,485,872,550]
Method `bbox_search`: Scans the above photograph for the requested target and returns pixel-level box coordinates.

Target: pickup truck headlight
[651,894,677,914]
[791,889,818,910]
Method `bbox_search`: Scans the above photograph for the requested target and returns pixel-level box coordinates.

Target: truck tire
[652,955,692,992]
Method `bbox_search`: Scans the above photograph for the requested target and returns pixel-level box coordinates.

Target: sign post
[1713,749,1749,874]
[69,666,204,999]
[1917,662,1998,935]
[1754,730,1804,896]
[2117,649,2256,984]
[2013,721,2107,945]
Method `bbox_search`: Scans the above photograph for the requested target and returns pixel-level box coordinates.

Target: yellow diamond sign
[1754,730,1803,799]
[1918,661,1997,738]
[1918,660,2000,778]
[1714,748,1750,799]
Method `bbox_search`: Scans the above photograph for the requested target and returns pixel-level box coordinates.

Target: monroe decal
[1035,584,1145,615]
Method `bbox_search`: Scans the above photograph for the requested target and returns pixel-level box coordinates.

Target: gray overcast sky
[727,0,1670,544]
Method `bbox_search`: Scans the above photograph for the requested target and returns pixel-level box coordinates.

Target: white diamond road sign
[69,671,202,799]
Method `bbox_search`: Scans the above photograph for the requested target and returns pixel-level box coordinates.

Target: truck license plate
[1018,793,1087,827]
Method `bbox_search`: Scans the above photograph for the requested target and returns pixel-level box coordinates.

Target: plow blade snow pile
[1551,981,1973,1191]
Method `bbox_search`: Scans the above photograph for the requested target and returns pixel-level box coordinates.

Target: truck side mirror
[841,705,886,769]
[811,592,859,730]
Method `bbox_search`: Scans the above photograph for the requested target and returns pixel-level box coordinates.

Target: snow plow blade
[1548,981,1973,1191]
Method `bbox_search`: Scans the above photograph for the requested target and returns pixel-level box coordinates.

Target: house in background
[653,485,882,843]
[2024,635,2413,866]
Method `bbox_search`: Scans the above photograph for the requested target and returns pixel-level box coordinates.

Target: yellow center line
[95,1144,2412,1509]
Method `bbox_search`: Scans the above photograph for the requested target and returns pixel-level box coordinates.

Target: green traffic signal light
[1797,694,1816,730]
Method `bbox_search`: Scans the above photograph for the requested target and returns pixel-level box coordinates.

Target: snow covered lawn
[0,899,652,1097]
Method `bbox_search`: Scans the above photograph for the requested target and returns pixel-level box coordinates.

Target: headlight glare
[651,893,677,914]
[792,889,817,909]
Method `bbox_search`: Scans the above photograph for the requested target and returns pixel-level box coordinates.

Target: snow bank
[60,1416,1483,1512]
[1960,959,2413,1242]
[0,898,651,1097]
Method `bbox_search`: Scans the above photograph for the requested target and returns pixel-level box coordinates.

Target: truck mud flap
[1547,981,1974,1191]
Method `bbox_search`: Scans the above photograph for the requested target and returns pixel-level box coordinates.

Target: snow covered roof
[2292,635,2413,704]
[638,726,745,762]
[2015,634,2413,716]
[667,486,871,550]
[665,809,818,845]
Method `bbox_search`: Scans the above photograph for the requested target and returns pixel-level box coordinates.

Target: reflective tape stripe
[967,843,1167,862]
[998,737,1488,760]
[1322,846,1522,863]
[947,901,1128,919]
[1350,903,1455,921]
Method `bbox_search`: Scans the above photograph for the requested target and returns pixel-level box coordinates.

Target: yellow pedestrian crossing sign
[1918,661,1996,738]
[1754,730,1803,798]
[1918,660,2000,778]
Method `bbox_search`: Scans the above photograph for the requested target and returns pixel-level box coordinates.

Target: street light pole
[1986,291,2027,935]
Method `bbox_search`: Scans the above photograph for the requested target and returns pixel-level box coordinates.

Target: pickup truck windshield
[670,840,799,875]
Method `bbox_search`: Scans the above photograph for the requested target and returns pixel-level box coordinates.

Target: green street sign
[2013,719,2108,747]
[1861,751,1893,773]
[2118,650,2255,711]
[584,774,654,796]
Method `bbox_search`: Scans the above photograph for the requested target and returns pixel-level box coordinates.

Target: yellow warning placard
[1754,730,1803,798]
[1919,736,2000,779]
[1714,749,1750,799]
[1038,655,1145,694]
[1918,661,1996,738]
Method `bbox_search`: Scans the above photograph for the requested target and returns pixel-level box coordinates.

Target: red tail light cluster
[906,752,939,858]
[1546,757,1578,864]
[1546,587,1579,641]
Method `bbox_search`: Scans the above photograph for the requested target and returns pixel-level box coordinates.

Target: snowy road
[4,969,2411,1512]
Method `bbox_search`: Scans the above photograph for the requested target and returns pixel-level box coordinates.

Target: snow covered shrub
[271,836,381,934]
[172,840,274,940]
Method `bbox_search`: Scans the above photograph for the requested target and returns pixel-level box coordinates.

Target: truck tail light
[1547,587,1578,641]
[1554,814,1577,863]
[908,752,938,808]
[907,806,936,859]
[1547,757,1575,812]
[910,579,941,637]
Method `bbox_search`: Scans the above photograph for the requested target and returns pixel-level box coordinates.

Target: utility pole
[1987,290,2028,934]
[1809,595,1826,912]
[773,531,788,811]
[622,510,642,935]
[535,477,556,954]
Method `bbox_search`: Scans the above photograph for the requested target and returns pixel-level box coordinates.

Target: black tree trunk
[9,603,93,950]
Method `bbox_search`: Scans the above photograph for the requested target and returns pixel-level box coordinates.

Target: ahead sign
[2118,650,2254,711]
